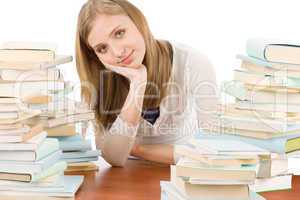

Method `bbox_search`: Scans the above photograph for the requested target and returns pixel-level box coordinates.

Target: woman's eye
[97,45,108,54]
[115,29,125,38]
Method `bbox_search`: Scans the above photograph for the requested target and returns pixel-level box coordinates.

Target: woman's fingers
[102,62,147,83]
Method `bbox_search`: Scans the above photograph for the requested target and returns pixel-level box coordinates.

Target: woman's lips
[121,50,134,65]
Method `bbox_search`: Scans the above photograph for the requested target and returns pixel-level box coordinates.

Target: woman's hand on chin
[103,62,147,84]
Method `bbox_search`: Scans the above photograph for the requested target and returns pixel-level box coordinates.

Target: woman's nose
[110,44,126,59]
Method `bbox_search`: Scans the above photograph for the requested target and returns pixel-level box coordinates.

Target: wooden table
[70,158,300,200]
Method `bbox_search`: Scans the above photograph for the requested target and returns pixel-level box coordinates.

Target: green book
[0,138,59,161]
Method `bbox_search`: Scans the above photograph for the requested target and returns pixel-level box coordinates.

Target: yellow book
[46,124,77,137]
[286,137,300,153]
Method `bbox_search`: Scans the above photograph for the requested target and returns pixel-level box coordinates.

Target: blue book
[237,54,297,69]
[195,131,300,154]
[0,175,83,197]
[160,181,265,200]
[0,138,59,161]
[0,150,62,173]
[0,161,67,182]
[246,38,300,65]
[63,156,99,163]
[51,135,92,152]
[62,150,101,159]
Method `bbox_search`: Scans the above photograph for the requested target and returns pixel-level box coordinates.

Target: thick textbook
[0,68,61,81]
[0,150,61,173]
[0,131,46,151]
[235,100,300,113]
[0,110,41,125]
[175,158,257,182]
[233,69,300,89]
[0,161,66,182]
[0,49,55,63]
[224,80,300,104]
[189,138,270,156]
[249,174,292,192]
[0,123,43,143]
[239,58,300,78]
[0,80,65,98]
[0,55,72,70]
[160,181,265,200]
[55,135,92,152]
[27,112,95,128]
[171,166,250,199]
[174,145,258,166]
[46,123,77,137]
[246,38,300,65]
[195,132,300,154]
[0,137,59,161]
[0,175,83,198]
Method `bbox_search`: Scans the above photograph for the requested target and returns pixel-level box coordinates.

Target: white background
[0,0,300,167]
[1,0,300,83]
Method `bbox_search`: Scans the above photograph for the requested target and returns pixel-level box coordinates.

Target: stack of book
[161,139,268,200]
[212,38,300,192]
[0,41,84,199]
[53,134,101,172]
[29,99,100,172]
[1,42,100,172]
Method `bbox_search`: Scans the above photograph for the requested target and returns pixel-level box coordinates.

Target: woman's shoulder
[169,40,214,77]
[169,41,212,67]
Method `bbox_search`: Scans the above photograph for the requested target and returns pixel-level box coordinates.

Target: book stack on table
[0,41,84,199]
[192,39,300,195]
[161,38,300,199]
[161,138,268,200]
[0,42,101,172]
[209,38,300,193]
[53,134,101,172]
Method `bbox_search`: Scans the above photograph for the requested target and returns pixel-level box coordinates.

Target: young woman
[76,0,219,167]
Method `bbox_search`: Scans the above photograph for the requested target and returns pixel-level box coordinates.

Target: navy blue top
[141,107,160,125]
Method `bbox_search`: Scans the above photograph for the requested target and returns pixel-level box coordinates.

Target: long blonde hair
[76,0,173,130]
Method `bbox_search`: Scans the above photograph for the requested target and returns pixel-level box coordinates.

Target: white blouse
[95,41,219,166]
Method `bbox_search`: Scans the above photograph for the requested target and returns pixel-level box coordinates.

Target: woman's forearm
[100,81,146,167]
[119,81,146,126]
[131,144,175,165]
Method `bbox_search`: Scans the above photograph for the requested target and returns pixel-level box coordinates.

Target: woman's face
[88,14,146,69]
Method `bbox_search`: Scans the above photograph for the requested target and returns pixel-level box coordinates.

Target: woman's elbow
[103,154,127,167]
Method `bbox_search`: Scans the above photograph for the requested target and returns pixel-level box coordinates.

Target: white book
[0,68,61,81]
[189,139,270,156]
[235,100,300,113]
[160,181,266,200]
[0,80,65,98]
[0,131,46,151]
[188,179,253,185]
[0,137,59,161]
[0,55,72,70]
[0,97,19,104]
[218,114,300,133]
[0,122,23,130]
[0,175,84,197]
[0,173,63,187]
[0,124,30,135]
[224,80,300,105]
[249,174,292,192]
[0,110,41,125]
[0,49,55,63]
[1,41,57,51]
[27,112,95,128]
[0,112,18,119]
[0,103,19,112]
[0,124,41,143]
[0,150,61,173]
[28,99,77,112]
